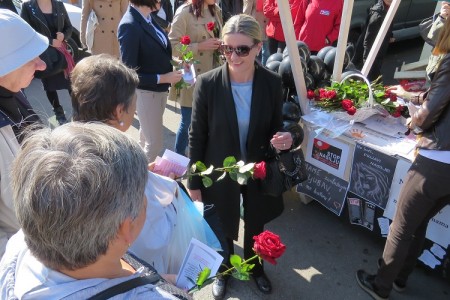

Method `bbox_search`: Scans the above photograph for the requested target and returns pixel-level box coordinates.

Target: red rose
[180,35,191,45]
[347,106,357,115]
[253,161,266,180]
[307,90,316,100]
[341,99,354,111]
[206,22,215,31]
[396,105,404,111]
[326,90,337,99]
[391,111,401,118]
[253,231,286,265]
[390,93,397,101]
[319,88,327,99]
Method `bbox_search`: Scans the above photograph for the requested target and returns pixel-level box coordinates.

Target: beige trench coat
[80,0,128,58]
[168,3,223,106]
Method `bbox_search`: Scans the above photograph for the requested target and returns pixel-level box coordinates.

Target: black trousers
[374,155,450,296]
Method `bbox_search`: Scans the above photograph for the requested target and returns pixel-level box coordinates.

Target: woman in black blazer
[118,0,182,161]
[188,14,293,299]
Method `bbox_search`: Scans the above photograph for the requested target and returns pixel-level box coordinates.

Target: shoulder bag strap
[87,273,162,300]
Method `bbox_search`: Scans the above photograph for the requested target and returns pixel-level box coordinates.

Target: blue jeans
[175,106,192,155]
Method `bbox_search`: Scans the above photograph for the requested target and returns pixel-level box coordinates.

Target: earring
[119,120,124,127]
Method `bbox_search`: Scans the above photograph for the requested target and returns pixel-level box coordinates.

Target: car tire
[66,37,80,62]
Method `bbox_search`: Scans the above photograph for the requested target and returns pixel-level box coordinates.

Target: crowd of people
[0,0,449,299]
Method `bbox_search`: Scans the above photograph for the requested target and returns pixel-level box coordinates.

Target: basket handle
[339,73,374,108]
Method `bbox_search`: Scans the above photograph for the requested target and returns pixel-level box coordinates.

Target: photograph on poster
[349,143,397,209]
[296,162,348,216]
[347,193,376,232]
[364,202,376,231]
[305,133,350,178]
[347,197,363,226]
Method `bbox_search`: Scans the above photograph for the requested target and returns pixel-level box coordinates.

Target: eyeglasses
[219,44,257,57]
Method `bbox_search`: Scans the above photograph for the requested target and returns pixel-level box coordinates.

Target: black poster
[349,143,397,209]
[296,162,349,216]
[346,192,377,232]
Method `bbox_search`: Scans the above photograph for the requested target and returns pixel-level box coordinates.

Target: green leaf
[196,267,211,286]
[239,163,254,173]
[217,172,227,181]
[223,156,237,167]
[201,165,214,175]
[236,173,249,185]
[229,170,237,181]
[202,176,213,188]
[232,270,251,281]
[195,161,207,172]
[230,254,242,269]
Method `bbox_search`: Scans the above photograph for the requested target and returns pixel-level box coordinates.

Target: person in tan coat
[80,0,128,57]
[168,0,223,155]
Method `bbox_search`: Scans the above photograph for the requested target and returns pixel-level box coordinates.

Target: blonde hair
[221,14,262,43]
[433,17,450,55]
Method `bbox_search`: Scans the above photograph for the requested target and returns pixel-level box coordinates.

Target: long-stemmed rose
[188,230,286,293]
[206,21,222,66]
[172,35,199,96]
[179,156,266,188]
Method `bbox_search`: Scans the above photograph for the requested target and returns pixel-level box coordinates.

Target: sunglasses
[219,44,257,57]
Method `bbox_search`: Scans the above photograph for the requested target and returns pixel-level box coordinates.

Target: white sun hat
[0,9,49,76]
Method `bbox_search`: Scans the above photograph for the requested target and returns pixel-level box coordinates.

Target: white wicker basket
[328,73,381,123]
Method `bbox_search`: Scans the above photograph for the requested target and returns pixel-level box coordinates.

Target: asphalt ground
[24,38,449,298]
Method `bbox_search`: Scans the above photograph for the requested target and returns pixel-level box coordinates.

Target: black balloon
[317,46,334,61]
[323,47,337,72]
[266,60,281,73]
[278,56,295,89]
[266,52,283,65]
[282,101,301,123]
[305,73,315,90]
[308,55,326,81]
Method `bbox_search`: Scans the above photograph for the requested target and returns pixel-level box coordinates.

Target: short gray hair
[12,122,148,271]
[71,54,139,122]
[221,14,262,44]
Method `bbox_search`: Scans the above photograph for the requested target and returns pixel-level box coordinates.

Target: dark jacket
[188,63,284,239]
[353,0,392,78]
[413,54,450,151]
[118,6,173,92]
[20,0,72,45]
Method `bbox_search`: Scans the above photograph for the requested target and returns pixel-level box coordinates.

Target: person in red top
[263,0,302,55]
[297,0,343,53]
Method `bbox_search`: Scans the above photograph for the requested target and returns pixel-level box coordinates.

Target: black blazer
[188,63,284,239]
[118,6,173,92]
[20,0,72,44]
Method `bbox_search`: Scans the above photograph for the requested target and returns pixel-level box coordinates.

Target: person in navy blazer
[118,0,182,161]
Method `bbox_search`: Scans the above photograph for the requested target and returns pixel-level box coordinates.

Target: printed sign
[296,162,348,216]
[347,192,376,231]
[426,205,450,249]
[306,133,350,178]
[349,143,397,209]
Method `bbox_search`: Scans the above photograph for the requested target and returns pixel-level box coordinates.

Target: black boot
[54,106,67,125]
[212,275,228,300]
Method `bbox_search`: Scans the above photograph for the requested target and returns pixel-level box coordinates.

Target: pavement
[24,79,450,300]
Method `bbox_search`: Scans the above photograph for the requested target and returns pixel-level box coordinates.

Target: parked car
[13,0,85,61]
[349,0,436,45]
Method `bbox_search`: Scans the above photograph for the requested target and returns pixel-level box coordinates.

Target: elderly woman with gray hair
[70,54,219,276]
[0,122,191,299]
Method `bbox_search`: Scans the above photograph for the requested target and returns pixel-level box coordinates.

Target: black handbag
[261,147,308,197]
[35,46,68,79]
[419,14,439,47]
